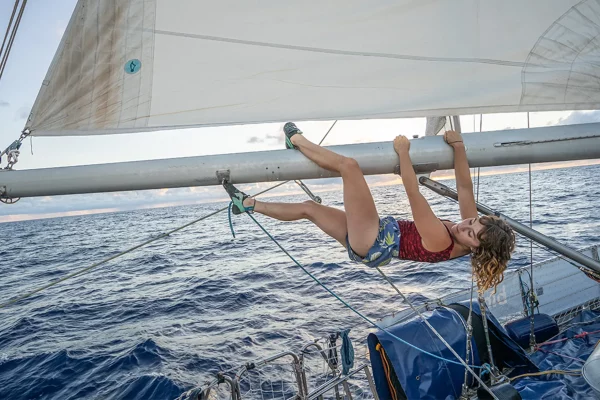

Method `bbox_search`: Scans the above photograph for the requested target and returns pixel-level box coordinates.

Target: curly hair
[471,216,516,293]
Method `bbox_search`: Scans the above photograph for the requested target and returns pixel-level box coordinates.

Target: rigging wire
[10,113,497,397]
[527,112,538,349]
[0,0,29,173]
[527,112,534,281]
[317,120,337,145]
[371,265,496,397]
[476,114,482,203]
[0,1,19,64]
[225,120,496,390]
[4,117,562,398]
[463,114,480,396]
[0,182,286,310]
[0,121,338,308]
[461,276,476,398]
[462,114,490,394]
[0,0,27,83]
[473,115,496,386]
[240,211,498,399]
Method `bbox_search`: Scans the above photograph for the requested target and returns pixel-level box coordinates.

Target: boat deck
[512,309,600,400]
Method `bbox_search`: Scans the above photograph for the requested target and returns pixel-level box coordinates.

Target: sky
[1,1,600,223]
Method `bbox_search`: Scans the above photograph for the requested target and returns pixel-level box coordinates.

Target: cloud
[266,133,284,144]
[247,136,264,144]
[557,111,600,125]
[0,208,122,224]
[246,133,283,145]
[0,100,9,107]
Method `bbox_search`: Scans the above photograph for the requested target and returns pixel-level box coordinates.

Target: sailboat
[2,0,600,399]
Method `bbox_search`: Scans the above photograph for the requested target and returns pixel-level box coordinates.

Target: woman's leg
[244,198,348,246]
[290,134,380,256]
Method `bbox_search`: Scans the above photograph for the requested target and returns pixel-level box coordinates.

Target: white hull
[381,245,600,329]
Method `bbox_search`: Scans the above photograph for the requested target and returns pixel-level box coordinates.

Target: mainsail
[26,0,600,136]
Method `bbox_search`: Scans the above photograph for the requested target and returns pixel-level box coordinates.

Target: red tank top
[397,220,454,263]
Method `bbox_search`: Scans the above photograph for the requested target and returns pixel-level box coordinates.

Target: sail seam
[116,0,132,127]
[152,29,527,68]
[86,0,100,130]
[564,31,600,103]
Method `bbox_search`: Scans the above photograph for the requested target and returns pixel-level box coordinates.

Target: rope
[534,347,587,364]
[240,212,498,399]
[0,181,290,309]
[479,363,493,379]
[537,329,600,347]
[228,201,236,238]
[509,369,582,381]
[0,121,339,308]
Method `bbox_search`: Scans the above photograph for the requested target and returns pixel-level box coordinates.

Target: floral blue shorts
[346,216,401,268]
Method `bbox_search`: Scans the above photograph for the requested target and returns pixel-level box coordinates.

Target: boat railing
[176,335,377,400]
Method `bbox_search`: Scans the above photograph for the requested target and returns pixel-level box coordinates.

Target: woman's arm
[444,130,478,220]
[394,136,452,251]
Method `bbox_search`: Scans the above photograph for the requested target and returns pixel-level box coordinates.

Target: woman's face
[451,217,484,249]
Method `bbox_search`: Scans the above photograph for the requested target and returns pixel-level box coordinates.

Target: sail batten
[26,0,600,137]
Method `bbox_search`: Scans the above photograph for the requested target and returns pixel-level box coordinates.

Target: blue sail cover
[368,307,480,399]
[450,301,538,376]
[368,303,539,399]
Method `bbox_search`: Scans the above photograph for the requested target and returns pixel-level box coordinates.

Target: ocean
[1,164,599,399]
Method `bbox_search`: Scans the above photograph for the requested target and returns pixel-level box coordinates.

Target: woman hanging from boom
[224,123,515,292]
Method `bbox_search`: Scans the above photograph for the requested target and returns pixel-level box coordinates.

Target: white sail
[26,0,600,136]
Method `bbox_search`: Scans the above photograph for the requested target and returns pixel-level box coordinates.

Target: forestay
[27,0,600,136]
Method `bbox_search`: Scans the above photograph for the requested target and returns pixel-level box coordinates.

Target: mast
[2,123,600,199]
